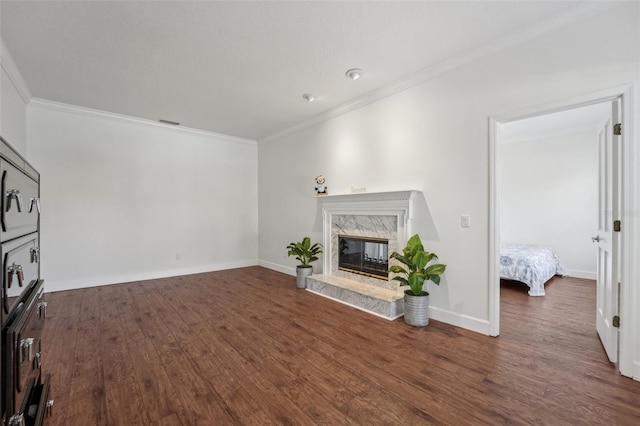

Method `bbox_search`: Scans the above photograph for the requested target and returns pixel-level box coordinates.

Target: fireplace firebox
[338,235,389,280]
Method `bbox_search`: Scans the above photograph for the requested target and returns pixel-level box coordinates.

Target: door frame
[488,84,638,378]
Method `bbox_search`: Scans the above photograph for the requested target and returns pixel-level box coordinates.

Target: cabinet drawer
[9,374,51,426]
[2,234,40,324]
[1,159,39,242]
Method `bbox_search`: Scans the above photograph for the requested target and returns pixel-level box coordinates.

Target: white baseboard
[429,306,491,335]
[563,269,596,280]
[44,259,259,293]
[258,260,296,277]
[261,261,491,335]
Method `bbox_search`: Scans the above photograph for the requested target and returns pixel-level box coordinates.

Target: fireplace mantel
[317,190,420,209]
[318,190,423,282]
[307,190,426,319]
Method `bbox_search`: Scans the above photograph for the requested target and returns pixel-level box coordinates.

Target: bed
[500,244,565,296]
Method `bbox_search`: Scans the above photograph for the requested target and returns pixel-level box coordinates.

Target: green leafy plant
[388,234,446,296]
[286,237,323,268]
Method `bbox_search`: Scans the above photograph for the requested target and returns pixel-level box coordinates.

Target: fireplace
[338,235,389,280]
[305,190,426,320]
[320,190,425,291]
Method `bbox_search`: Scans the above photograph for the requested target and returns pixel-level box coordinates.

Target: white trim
[1,39,32,104]
[430,306,491,336]
[43,259,259,293]
[564,270,597,280]
[489,83,638,380]
[258,1,622,145]
[488,117,500,337]
[258,259,296,277]
[27,98,257,146]
[619,83,639,379]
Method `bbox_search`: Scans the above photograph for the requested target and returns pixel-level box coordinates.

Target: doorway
[496,102,609,363]
[498,103,606,281]
[488,85,636,378]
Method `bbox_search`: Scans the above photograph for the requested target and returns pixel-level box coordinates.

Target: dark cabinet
[0,136,51,426]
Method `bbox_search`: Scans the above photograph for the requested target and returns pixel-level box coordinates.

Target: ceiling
[0,1,615,142]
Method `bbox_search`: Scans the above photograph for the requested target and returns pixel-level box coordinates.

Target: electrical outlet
[461,215,471,228]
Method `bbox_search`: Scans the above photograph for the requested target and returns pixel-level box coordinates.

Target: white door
[594,98,620,363]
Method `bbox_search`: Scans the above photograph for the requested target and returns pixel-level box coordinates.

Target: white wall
[28,101,259,292]
[500,129,598,279]
[1,40,29,155]
[258,3,639,335]
[3,2,638,377]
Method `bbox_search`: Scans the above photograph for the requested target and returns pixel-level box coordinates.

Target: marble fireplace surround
[306,190,424,319]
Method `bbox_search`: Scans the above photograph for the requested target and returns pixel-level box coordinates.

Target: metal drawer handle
[38,301,48,319]
[591,235,601,242]
[46,400,54,417]
[29,197,40,214]
[20,337,34,362]
[31,247,40,263]
[5,189,24,212]
[8,413,24,426]
[33,352,41,370]
[7,263,24,288]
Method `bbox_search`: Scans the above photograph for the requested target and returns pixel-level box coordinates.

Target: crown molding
[1,39,32,104]
[258,1,625,145]
[28,98,257,146]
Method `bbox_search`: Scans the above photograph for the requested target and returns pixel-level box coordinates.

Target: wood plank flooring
[40,267,640,425]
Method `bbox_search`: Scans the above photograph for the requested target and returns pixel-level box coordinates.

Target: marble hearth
[306,190,423,320]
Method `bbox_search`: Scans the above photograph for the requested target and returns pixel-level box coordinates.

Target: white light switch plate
[461,215,471,228]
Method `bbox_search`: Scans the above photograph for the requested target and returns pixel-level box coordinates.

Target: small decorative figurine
[315,175,327,196]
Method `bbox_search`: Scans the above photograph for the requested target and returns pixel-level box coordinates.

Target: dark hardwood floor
[41,267,640,425]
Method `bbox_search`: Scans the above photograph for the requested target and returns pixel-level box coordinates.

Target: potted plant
[286,237,323,288]
[389,234,446,326]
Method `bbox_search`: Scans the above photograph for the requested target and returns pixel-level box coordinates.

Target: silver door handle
[592,235,601,242]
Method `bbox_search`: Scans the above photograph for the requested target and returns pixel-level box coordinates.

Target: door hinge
[613,315,620,328]
[614,220,621,232]
[614,123,622,135]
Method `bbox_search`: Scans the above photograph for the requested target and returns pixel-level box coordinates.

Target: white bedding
[500,244,565,296]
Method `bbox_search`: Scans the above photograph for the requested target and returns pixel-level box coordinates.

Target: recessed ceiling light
[346,68,363,80]
[302,93,316,102]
